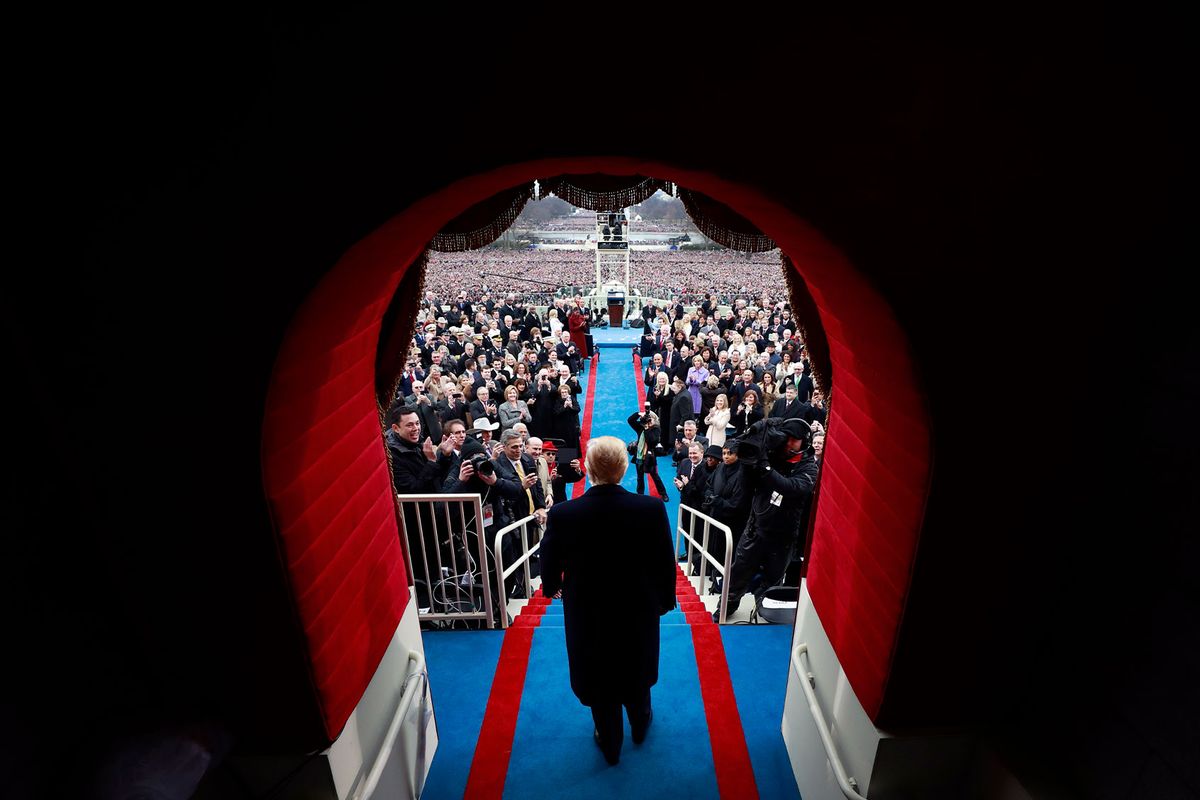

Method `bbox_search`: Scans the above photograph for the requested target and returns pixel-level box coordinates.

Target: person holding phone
[529,369,556,438]
[553,382,581,451]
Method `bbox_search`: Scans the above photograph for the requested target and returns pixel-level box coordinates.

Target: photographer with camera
[440,429,522,618]
[628,408,668,500]
[716,417,820,622]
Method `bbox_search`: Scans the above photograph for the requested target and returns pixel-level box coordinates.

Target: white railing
[349,650,429,800]
[493,513,541,629]
[791,643,869,800]
[675,504,734,623]
[395,493,496,629]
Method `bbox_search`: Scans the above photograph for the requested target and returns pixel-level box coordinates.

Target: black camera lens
[470,453,495,476]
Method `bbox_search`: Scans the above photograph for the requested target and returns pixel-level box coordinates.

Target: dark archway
[261,156,931,739]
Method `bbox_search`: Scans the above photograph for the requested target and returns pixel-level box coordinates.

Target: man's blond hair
[584,436,629,486]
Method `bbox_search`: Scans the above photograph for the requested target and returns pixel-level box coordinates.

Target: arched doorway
[261,156,931,741]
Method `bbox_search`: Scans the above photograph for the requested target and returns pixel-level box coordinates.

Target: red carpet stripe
[673,565,760,799]
[570,354,599,499]
[643,352,756,798]
[463,593,549,799]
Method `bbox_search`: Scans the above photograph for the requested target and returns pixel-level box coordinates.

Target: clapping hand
[421,437,437,461]
[437,434,453,456]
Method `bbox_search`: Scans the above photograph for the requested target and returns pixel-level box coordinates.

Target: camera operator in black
[628,409,668,499]
[717,417,819,622]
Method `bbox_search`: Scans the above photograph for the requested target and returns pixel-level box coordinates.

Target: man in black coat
[385,404,457,590]
[667,374,696,447]
[402,380,443,442]
[676,443,718,510]
[642,352,665,390]
[801,388,828,427]
[539,436,677,766]
[702,442,751,576]
[769,383,805,421]
[468,386,500,428]
[638,329,659,358]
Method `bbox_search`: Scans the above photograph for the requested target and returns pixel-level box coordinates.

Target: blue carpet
[590,326,643,346]
[421,630,506,800]
[586,353,686,554]
[503,623,720,799]
[721,625,802,799]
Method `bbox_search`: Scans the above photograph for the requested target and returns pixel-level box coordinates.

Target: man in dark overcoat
[539,436,677,766]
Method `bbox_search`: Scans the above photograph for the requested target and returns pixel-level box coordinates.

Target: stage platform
[590,324,644,348]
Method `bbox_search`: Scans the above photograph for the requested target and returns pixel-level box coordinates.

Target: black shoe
[632,709,653,744]
[712,609,722,624]
[594,729,619,765]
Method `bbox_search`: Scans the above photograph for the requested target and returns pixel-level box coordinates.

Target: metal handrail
[493,513,540,628]
[790,643,869,800]
[395,493,495,629]
[674,503,733,623]
[350,650,428,800]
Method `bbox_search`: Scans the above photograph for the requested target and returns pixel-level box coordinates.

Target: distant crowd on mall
[421,248,786,304]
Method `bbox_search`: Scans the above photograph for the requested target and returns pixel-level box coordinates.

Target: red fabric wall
[260,157,930,737]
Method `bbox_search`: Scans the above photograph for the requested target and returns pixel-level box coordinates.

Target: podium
[606,292,625,327]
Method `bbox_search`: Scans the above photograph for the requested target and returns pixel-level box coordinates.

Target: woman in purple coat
[685,355,709,414]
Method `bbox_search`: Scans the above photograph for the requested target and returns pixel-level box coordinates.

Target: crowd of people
[625,295,827,620]
[389,257,828,626]
[424,248,787,308]
[384,290,599,624]
[511,213,694,234]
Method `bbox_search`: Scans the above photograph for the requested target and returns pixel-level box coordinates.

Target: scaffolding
[594,211,630,291]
